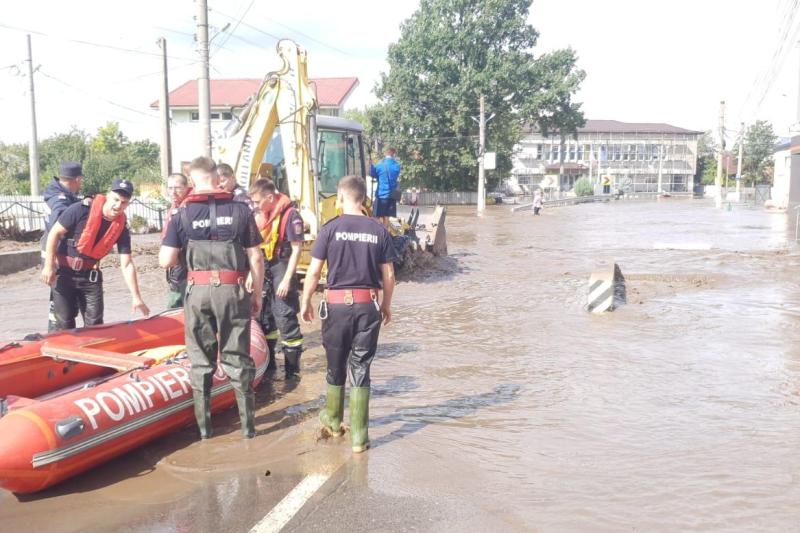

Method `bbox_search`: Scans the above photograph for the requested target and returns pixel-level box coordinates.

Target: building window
[535,144,543,160]
[211,112,220,120]
[222,112,233,121]
[190,111,199,121]
[569,144,576,161]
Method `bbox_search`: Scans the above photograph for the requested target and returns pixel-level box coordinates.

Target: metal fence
[400,191,479,205]
[0,195,169,233]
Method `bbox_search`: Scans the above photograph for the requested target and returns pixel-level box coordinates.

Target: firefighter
[301,175,396,453]
[40,179,149,330]
[218,163,252,206]
[159,157,264,439]
[163,173,191,308]
[249,178,305,379]
[41,162,83,331]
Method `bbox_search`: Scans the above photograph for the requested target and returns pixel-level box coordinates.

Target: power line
[210,0,257,59]
[0,22,197,61]
[739,0,800,121]
[38,69,159,119]
[210,6,351,57]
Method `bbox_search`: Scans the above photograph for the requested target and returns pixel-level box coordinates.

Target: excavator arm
[217,39,320,238]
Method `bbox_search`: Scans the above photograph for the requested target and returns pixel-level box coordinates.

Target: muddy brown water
[3,199,800,531]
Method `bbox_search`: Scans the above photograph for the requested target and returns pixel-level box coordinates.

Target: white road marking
[250,473,331,533]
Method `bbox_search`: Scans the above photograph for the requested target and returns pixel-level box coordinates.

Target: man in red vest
[40,179,150,330]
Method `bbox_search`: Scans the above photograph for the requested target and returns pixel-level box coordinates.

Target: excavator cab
[314,115,368,223]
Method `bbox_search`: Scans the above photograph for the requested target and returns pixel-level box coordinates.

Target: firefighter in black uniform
[41,161,83,330]
[301,175,396,453]
[163,173,191,308]
[249,179,305,379]
[41,179,149,330]
[159,157,264,439]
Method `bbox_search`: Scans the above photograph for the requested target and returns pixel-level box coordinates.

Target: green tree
[91,122,128,153]
[695,130,718,186]
[732,120,777,185]
[0,122,160,195]
[372,0,584,191]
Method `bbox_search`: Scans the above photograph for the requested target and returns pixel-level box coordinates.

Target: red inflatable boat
[0,309,267,494]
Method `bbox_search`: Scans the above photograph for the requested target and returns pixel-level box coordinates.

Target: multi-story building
[512,120,702,193]
[151,77,359,171]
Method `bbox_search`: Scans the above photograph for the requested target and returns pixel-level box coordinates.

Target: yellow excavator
[215,39,446,274]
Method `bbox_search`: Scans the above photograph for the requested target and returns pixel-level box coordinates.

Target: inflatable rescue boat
[0,309,267,494]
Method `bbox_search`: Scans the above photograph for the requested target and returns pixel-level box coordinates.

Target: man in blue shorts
[369,147,401,227]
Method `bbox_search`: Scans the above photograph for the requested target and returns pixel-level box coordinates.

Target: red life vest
[182,190,233,204]
[74,194,127,260]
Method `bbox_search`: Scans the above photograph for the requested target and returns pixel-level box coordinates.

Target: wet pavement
[3,199,800,531]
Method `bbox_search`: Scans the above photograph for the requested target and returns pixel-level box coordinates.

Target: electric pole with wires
[716,101,725,209]
[196,0,211,158]
[26,34,40,196]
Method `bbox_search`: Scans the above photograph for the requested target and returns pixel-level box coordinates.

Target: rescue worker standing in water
[41,161,83,331]
[249,178,305,379]
[40,179,149,330]
[301,175,396,453]
[159,157,264,439]
[163,173,191,308]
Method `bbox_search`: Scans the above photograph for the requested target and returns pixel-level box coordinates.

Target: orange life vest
[255,193,294,261]
[74,195,127,260]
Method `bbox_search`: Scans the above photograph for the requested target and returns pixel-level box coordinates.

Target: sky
[0,0,798,148]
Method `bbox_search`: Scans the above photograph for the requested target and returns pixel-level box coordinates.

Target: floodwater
[3,198,800,531]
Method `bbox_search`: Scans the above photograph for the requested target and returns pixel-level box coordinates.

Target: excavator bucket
[396,205,447,256]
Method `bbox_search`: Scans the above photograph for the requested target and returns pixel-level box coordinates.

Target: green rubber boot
[192,391,213,439]
[349,386,370,453]
[319,384,345,437]
[235,389,256,439]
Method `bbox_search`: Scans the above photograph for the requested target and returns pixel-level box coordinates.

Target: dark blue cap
[59,161,83,179]
[111,178,134,197]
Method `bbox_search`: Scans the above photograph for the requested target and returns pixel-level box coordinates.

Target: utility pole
[715,100,725,209]
[26,34,40,196]
[196,0,211,158]
[736,121,744,200]
[157,37,172,179]
[477,93,486,215]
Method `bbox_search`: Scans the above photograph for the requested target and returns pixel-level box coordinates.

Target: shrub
[573,177,594,197]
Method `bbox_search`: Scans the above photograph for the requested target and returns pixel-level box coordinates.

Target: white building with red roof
[151,77,358,171]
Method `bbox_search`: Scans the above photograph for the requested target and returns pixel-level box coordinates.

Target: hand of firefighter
[132,298,150,317]
[245,272,254,293]
[251,293,262,317]
[300,300,314,324]
[380,304,392,326]
[41,263,56,286]
[276,279,290,299]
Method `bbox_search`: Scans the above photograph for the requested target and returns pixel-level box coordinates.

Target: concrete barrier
[0,249,40,276]
[588,262,626,314]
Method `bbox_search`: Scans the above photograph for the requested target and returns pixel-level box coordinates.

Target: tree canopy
[367,0,585,191]
[0,122,161,195]
[733,120,777,185]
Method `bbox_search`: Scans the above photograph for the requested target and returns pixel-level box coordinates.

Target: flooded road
[3,198,800,531]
